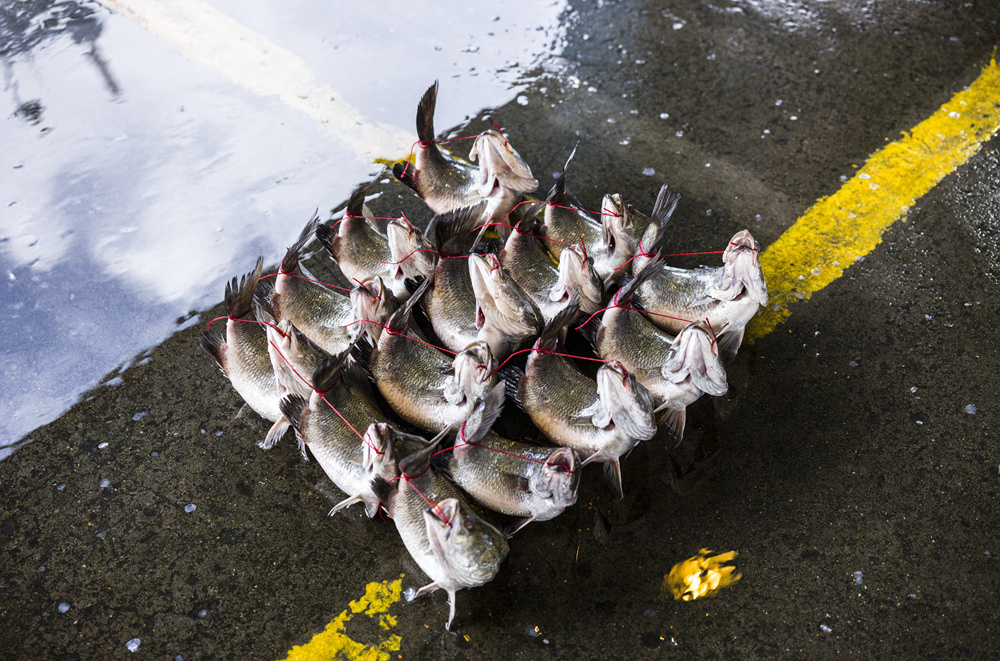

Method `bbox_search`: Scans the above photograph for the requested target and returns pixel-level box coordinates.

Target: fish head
[444,340,496,409]
[665,321,729,397]
[361,422,395,477]
[529,447,580,510]
[469,130,539,198]
[551,242,604,315]
[351,276,398,344]
[424,498,509,589]
[469,253,541,354]
[600,193,628,255]
[387,218,438,283]
[593,361,658,440]
[711,230,768,305]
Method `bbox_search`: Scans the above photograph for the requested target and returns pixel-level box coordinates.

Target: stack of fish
[200,82,768,630]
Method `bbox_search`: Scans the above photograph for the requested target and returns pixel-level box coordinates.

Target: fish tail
[278,394,307,435]
[434,202,488,255]
[416,81,439,144]
[537,296,580,351]
[280,211,322,273]
[645,186,681,252]
[199,331,227,374]
[313,221,339,261]
[224,256,263,319]
[392,160,418,193]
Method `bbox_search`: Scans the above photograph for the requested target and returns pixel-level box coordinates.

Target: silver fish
[200,257,291,450]
[446,382,579,532]
[385,216,438,297]
[595,258,728,441]
[315,180,394,292]
[632,229,768,360]
[373,438,509,630]
[270,213,357,356]
[393,81,537,224]
[280,356,395,517]
[520,306,656,497]
[498,211,603,324]
[468,252,543,360]
[597,184,679,284]
[424,204,488,352]
[371,277,500,433]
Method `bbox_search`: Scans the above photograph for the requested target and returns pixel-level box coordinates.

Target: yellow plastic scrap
[664,549,742,601]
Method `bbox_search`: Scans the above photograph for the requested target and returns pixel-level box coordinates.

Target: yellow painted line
[747,56,1000,340]
[96,0,416,161]
[280,578,403,661]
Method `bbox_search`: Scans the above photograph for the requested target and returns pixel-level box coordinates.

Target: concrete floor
[2,1,1000,658]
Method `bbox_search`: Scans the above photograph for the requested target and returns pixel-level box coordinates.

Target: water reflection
[0,0,568,458]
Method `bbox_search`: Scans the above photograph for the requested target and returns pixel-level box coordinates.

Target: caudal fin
[224,257,263,319]
[281,212,322,273]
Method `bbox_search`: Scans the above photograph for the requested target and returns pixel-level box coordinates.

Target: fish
[445,382,580,533]
[468,252,543,360]
[269,212,358,356]
[314,178,395,292]
[385,216,438,297]
[632,229,768,360]
[519,305,656,497]
[371,276,501,433]
[393,81,538,226]
[372,433,509,630]
[199,257,292,450]
[423,203,488,353]
[498,208,604,324]
[594,256,728,442]
[279,354,395,517]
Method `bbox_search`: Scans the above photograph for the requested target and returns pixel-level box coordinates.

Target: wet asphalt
[3,1,1000,658]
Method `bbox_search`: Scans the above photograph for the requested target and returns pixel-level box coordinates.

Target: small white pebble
[909,386,917,393]
[820,624,832,633]
[854,571,863,585]
[57,484,65,491]
[949,110,960,118]
[775,99,783,106]
[790,115,798,121]
[859,173,871,180]
[58,603,70,613]
[675,130,684,137]
[126,638,141,652]
[185,504,197,513]
[100,479,110,488]
[659,112,669,119]
[965,404,976,414]
[98,442,108,449]
[642,168,655,176]
[517,95,529,106]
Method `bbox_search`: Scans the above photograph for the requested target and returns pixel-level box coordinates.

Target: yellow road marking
[747,56,1000,340]
[96,0,416,161]
[279,579,403,661]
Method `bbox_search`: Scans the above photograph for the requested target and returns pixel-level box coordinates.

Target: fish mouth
[666,322,729,397]
[470,130,538,195]
[594,362,657,440]
[601,194,626,253]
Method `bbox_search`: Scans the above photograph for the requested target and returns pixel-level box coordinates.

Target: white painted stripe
[97,0,417,160]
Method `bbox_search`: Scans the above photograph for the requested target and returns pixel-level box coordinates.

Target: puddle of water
[0,0,568,458]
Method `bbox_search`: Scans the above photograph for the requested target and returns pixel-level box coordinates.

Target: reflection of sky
[0,0,567,457]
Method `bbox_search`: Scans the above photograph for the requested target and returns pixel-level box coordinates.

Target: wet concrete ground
[3,1,1000,658]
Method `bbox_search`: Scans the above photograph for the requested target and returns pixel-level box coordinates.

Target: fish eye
[463,516,474,530]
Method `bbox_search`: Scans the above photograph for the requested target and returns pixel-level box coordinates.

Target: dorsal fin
[434,202,487,256]
[309,347,353,394]
[613,251,664,307]
[416,81,438,144]
[642,185,681,253]
[536,296,580,352]
[384,275,432,333]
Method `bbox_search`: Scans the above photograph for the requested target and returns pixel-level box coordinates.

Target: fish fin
[345,179,371,218]
[642,185,680,254]
[614,249,664,307]
[225,257,263,319]
[199,332,227,375]
[278,394,306,433]
[328,494,362,517]
[398,426,451,478]
[350,335,374,371]
[416,81,438,145]
[340,355,378,403]
[385,275,432,332]
[604,457,624,500]
[435,202,488,256]
[445,589,458,631]
[281,211,322,273]
[576,313,601,352]
[314,222,341,261]
[504,366,526,411]
[392,160,418,193]
[429,449,454,479]
[545,144,578,206]
[458,381,506,447]
[310,348,353,394]
[536,296,581,351]
[260,417,291,450]
[658,407,686,447]
[252,277,276,320]
[370,475,395,512]
[505,516,536,537]
[716,327,744,363]
[685,294,717,308]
